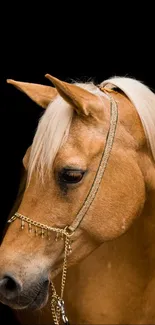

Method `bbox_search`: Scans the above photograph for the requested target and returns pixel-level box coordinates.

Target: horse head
[0,75,154,314]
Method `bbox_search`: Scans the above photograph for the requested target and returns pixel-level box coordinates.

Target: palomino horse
[0,74,155,325]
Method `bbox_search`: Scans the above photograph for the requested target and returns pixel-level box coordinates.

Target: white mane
[28,83,103,182]
[100,77,155,161]
[28,77,155,182]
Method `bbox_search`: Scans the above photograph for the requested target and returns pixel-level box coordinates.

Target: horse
[0,74,155,325]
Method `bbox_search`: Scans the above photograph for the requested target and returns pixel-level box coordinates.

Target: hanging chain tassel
[55,233,59,241]
[68,241,72,254]
[47,229,51,240]
[41,228,45,238]
[28,223,32,233]
[21,220,25,230]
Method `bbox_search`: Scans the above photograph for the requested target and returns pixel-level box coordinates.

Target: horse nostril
[0,274,22,300]
[5,276,17,291]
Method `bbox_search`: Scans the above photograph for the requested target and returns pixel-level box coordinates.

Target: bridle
[7,88,118,325]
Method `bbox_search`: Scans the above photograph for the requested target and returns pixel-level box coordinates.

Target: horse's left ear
[7,79,57,109]
[45,74,105,120]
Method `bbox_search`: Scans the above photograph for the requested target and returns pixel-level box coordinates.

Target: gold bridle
[7,89,118,325]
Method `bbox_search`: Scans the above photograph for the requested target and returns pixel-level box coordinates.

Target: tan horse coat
[0,77,155,324]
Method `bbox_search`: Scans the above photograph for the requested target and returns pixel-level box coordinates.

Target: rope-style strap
[68,92,118,233]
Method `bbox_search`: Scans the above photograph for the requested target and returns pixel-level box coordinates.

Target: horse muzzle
[0,273,49,310]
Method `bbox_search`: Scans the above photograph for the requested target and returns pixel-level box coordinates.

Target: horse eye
[59,169,85,184]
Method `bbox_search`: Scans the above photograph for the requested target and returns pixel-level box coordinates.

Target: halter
[8,88,118,325]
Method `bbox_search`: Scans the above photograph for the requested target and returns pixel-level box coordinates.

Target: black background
[0,6,155,323]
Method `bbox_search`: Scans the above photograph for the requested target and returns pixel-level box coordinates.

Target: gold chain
[8,213,74,238]
[50,235,70,325]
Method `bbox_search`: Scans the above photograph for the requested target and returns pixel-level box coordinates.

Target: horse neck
[132,149,155,266]
[140,189,155,262]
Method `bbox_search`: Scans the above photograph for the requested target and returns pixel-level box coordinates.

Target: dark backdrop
[1,19,155,322]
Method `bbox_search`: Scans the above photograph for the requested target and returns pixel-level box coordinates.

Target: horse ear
[45,74,104,119]
[7,79,57,109]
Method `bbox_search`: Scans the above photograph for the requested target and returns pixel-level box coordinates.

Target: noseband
[8,88,118,325]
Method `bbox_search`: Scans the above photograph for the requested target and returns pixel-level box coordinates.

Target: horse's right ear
[7,79,57,109]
